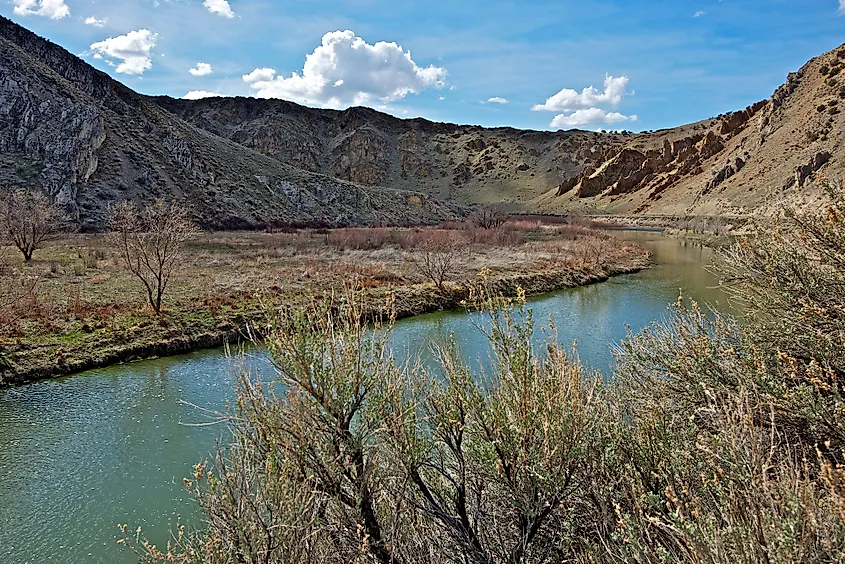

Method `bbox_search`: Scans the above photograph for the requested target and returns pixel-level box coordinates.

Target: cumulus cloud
[90,30,157,75]
[549,108,637,128]
[203,0,235,18]
[12,0,69,19]
[184,90,221,100]
[84,16,107,27]
[487,97,509,104]
[189,62,213,76]
[533,75,629,112]
[693,10,705,17]
[243,30,447,108]
[533,74,636,128]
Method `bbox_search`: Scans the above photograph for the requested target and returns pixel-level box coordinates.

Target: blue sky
[3,0,845,131]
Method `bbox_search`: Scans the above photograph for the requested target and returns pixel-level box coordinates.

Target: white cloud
[203,0,235,18]
[533,75,629,112]
[487,97,509,104]
[693,10,705,17]
[184,90,221,100]
[243,30,447,108]
[840,0,845,13]
[84,16,107,27]
[12,0,69,19]
[90,30,158,75]
[533,74,636,128]
[549,108,638,129]
[189,62,213,76]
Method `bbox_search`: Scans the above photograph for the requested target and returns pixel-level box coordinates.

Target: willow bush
[125,184,845,563]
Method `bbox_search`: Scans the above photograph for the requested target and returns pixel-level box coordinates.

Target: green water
[0,232,729,563]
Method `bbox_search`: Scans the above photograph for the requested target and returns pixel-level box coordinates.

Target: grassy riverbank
[0,220,648,386]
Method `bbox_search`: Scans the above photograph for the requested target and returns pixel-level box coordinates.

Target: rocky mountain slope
[154,97,625,207]
[0,16,460,230]
[156,43,845,219]
[2,13,842,227]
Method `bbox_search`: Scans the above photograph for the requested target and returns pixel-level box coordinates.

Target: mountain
[1,14,842,228]
[0,16,461,230]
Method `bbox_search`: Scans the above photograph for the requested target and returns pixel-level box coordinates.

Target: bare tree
[470,203,509,229]
[109,199,198,314]
[0,188,67,262]
[411,240,465,291]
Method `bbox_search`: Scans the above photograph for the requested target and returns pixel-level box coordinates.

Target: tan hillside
[537,43,845,217]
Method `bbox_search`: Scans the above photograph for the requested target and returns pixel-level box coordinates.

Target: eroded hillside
[2,11,843,226]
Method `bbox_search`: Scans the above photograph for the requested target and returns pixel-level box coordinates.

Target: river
[0,232,730,563]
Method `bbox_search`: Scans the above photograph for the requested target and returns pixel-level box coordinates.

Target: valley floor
[0,220,649,386]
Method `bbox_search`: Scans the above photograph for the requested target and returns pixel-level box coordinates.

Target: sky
[3,0,845,132]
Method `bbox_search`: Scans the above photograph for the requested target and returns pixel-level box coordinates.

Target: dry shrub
[464,226,526,246]
[0,188,69,262]
[437,220,468,230]
[469,203,509,229]
[320,261,406,285]
[328,228,403,250]
[124,295,617,563]
[109,199,198,314]
[553,223,593,240]
[124,187,845,562]
[397,228,466,250]
[124,287,845,563]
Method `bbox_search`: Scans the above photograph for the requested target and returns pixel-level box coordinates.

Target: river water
[0,232,730,563]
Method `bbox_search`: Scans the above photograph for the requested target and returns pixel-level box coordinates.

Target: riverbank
[0,222,649,387]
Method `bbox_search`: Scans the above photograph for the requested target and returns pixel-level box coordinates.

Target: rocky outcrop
[694,157,746,203]
[561,130,737,201]
[0,56,106,216]
[791,151,831,189]
[719,101,768,136]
